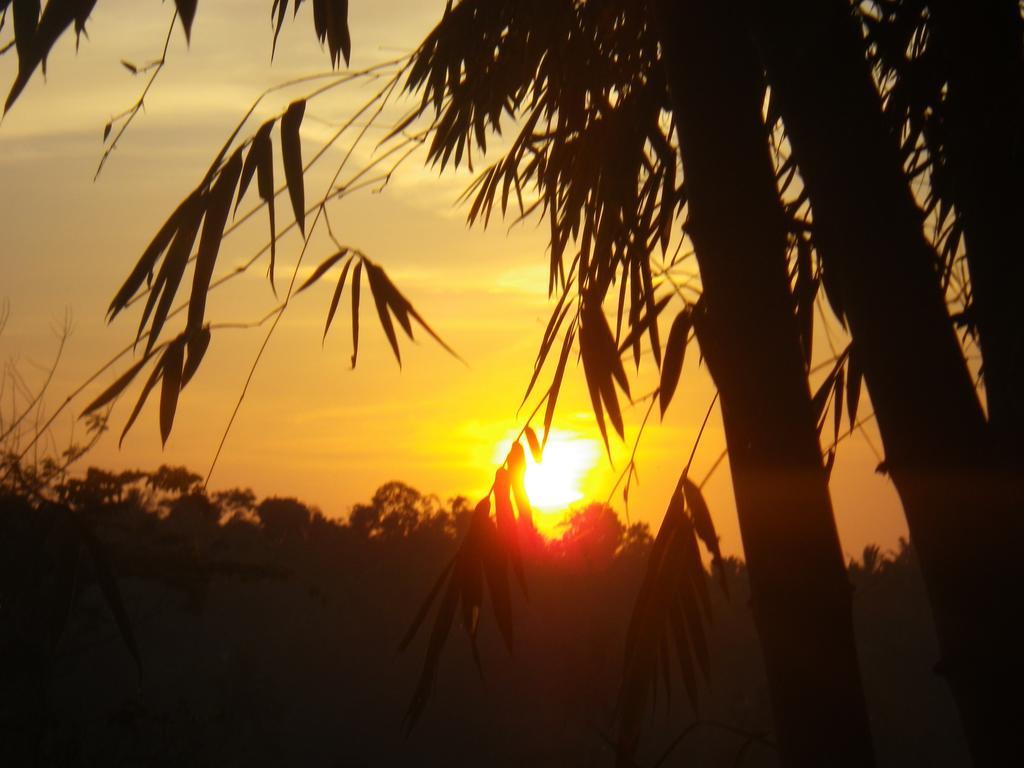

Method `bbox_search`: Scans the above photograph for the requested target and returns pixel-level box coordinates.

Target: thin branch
[95,11,177,180]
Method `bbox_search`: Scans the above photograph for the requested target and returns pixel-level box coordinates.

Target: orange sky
[0,0,906,557]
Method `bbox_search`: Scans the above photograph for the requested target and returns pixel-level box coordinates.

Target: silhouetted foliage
[0,465,970,766]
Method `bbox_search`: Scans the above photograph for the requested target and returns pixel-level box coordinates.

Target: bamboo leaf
[833,367,845,446]
[255,125,277,288]
[580,323,610,454]
[403,571,458,733]
[271,0,288,58]
[795,236,817,368]
[397,555,455,653]
[488,470,516,652]
[187,147,243,334]
[281,99,307,237]
[507,442,534,536]
[524,426,542,463]
[173,0,197,41]
[350,260,362,367]
[182,326,211,387]
[323,255,353,339]
[159,338,185,445]
[235,120,273,216]
[365,259,401,366]
[143,191,205,354]
[543,328,575,446]
[682,476,725,595]
[80,353,154,416]
[617,293,671,357]
[119,355,164,446]
[325,0,351,67]
[108,196,188,321]
[363,260,462,362]
[298,248,349,293]
[660,308,691,416]
[847,343,862,431]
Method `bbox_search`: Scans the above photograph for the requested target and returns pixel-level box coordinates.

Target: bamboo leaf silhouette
[173,0,196,42]
[520,295,573,409]
[833,367,845,446]
[5,0,99,113]
[187,146,243,334]
[459,514,484,639]
[281,99,307,237]
[80,352,154,416]
[182,325,211,387]
[617,482,715,764]
[524,425,542,463]
[403,566,458,732]
[120,354,165,446]
[660,308,691,416]
[483,522,514,653]
[12,0,39,75]
[142,190,205,354]
[820,258,846,327]
[271,0,288,57]
[543,328,575,447]
[323,255,353,340]
[812,345,851,430]
[297,248,349,293]
[398,555,456,653]
[617,294,671,357]
[159,337,185,445]
[493,466,524,617]
[581,300,628,447]
[363,259,461,361]
[312,0,351,68]
[365,260,401,366]
[108,195,192,322]
[847,343,862,431]
[507,441,535,536]
[235,120,273,216]
[350,259,362,367]
[254,122,277,287]
[795,235,817,367]
[681,475,725,595]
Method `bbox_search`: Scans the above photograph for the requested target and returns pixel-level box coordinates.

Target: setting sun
[494,429,600,535]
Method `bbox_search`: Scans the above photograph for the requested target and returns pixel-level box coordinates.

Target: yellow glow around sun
[493,429,600,534]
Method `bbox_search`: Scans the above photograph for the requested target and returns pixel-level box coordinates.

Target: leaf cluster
[615,475,725,765]
[397,430,541,731]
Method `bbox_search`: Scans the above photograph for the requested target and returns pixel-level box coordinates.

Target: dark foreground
[1,468,968,766]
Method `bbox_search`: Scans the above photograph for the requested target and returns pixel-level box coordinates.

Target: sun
[494,429,600,535]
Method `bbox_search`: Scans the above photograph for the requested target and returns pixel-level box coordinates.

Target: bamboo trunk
[654,2,876,764]
[929,0,1024,453]
[744,1,1024,763]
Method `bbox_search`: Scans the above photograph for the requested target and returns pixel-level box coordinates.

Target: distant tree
[348,481,448,540]
[256,496,313,542]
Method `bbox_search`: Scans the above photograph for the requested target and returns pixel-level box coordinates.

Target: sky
[0,0,907,557]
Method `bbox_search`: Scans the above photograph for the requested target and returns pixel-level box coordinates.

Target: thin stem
[95,11,178,180]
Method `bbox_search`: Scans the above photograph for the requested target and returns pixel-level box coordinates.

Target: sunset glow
[494,429,600,535]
